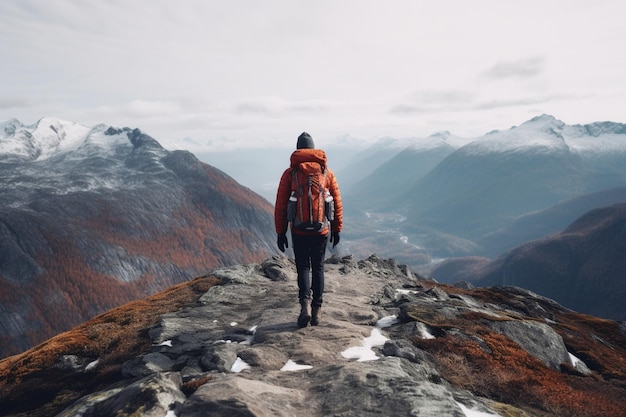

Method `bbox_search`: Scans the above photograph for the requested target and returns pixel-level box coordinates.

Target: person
[274,132,343,327]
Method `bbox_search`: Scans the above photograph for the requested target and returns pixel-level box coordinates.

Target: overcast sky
[1,0,625,151]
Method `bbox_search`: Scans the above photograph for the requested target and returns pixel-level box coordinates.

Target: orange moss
[413,319,626,417]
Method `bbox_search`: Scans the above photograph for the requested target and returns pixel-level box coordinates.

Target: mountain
[426,204,626,321]
[0,117,277,359]
[338,115,626,265]
[343,131,462,211]
[1,255,624,417]
[477,185,626,256]
[403,115,626,240]
[333,136,421,192]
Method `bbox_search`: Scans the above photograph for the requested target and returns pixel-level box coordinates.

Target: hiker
[274,132,343,327]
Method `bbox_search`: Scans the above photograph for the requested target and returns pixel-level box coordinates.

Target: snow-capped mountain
[403,115,626,240]
[1,117,96,162]
[1,118,171,201]
[337,115,626,265]
[0,117,277,359]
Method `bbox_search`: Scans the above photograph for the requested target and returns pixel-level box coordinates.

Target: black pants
[291,232,328,307]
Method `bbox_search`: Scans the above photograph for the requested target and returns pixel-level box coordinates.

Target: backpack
[287,162,334,232]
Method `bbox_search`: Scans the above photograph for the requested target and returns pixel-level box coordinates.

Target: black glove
[330,231,340,248]
[277,233,288,252]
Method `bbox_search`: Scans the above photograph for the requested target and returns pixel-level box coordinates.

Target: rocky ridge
[1,255,625,417]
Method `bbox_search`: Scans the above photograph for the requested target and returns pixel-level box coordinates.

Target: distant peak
[530,114,557,122]
[428,131,451,139]
[523,114,564,127]
[519,114,566,138]
[578,121,626,137]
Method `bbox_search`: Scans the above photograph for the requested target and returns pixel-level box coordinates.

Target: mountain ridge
[0,118,277,358]
[1,255,624,417]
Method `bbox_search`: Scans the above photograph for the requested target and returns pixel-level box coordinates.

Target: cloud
[480,57,545,80]
[0,97,33,109]
[231,97,334,115]
[389,90,477,114]
[387,87,588,120]
[82,100,182,126]
[2,1,626,149]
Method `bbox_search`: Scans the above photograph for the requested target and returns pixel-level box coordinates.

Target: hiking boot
[311,305,322,326]
[298,299,312,328]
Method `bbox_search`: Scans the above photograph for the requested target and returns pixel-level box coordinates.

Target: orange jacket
[274,148,343,236]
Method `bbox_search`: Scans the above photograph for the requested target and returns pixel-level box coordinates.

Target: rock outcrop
[1,255,625,417]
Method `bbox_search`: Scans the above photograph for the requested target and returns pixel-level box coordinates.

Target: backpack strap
[291,168,304,224]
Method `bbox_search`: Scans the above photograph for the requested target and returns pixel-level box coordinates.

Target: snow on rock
[0,117,92,161]
[461,114,570,156]
[280,359,313,371]
[457,401,503,417]
[230,357,251,373]
[568,351,592,375]
[341,328,389,362]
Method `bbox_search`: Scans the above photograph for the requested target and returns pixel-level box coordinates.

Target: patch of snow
[396,289,417,295]
[241,325,258,345]
[457,402,502,417]
[462,129,568,156]
[417,323,435,339]
[159,340,173,347]
[341,328,389,362]
[165,411,177,417]
[565,124,626,153]
[85,359,100,372]
[280,359,313,371]
[376,315,399,328]
[230,357,251,373]
[568,352,584,368]
[37,118,93,160]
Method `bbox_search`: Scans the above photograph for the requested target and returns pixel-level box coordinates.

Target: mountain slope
[0,118,276,358]
[343,132,459,210]
[334,136,417,191]
[1,255,624,417]
[477,185,626,256]
[458,204,626,320]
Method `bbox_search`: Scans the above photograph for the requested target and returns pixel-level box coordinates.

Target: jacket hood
[290,148,327,168]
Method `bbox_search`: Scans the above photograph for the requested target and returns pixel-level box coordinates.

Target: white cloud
[480,57,545,79]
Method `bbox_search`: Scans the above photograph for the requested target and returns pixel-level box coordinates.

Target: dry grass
[0,274,219,417]
[410,292,626,417]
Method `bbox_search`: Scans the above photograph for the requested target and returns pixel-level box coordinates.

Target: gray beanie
[296,132,315,149]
